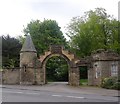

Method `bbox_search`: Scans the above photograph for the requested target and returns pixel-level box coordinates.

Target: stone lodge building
[88,49,120,86]
[2,35,120,86]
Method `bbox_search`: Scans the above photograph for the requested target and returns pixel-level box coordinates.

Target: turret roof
[20,35,37,53]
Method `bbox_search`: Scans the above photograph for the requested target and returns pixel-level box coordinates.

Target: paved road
[1,82,119,102]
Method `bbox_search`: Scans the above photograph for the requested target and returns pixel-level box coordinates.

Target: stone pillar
[88,68,94,85]
[69,66,79,86]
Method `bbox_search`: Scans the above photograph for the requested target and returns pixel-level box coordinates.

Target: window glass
[111,64,118,76]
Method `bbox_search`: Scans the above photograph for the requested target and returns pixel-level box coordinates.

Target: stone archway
[41,54,70,84]
[39,45,80,86]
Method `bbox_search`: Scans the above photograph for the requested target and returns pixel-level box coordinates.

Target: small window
[111,64,118,76]
[23,65,27,72]
[95,64,97,67]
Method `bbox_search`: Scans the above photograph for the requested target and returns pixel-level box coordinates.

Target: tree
[17,35,25,45]
[2,35,22,68]
[66,8,120,57]
[24,19,68,55]
[46,56,68,81]
[24,19,69,81]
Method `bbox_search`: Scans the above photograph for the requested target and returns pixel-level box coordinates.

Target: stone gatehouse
[20,35,80,86]
[1,35,120,86]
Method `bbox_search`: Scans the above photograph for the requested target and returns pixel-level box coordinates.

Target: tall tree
[46,56,68,81]
[2,35,22,68]
[17,35,25,45]
[24,19,68,55]
[24,19,69,81]
[67,8,120,57]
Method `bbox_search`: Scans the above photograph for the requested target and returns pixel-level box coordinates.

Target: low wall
[2,69,20,85]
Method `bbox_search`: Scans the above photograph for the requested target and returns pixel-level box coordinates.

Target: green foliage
[23,19,69,81]
[79,66,88,79]
[80,79,88,85]
[46,56,68,81]
[101,77,120,90]
[67,8,120,57]
[2,35,22,68]
[111,82,120,90]
[17,35,25,45]
[24,19,68,55]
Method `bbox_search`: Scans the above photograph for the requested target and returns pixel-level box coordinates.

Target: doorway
[79,66,88,85]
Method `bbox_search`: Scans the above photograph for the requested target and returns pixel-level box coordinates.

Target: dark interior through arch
[45,56,69,82]
[79,66,88,85]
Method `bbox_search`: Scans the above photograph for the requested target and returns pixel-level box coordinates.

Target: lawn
[80,79,88,85]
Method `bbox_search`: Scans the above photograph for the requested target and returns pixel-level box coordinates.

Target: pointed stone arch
[38,45,80,86]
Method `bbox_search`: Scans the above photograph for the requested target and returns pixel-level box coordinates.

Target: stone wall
[69,67,79,86]
[2,69,19,84]
[89,50,120,86]
[20,52,39,85]
[88,67,94,85]
[20,68,35,85]
[20,52,37,67]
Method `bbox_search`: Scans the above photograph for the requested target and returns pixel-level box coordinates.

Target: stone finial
[20,35,37,53]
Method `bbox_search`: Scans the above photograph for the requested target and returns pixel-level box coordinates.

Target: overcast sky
[0,0,119,38]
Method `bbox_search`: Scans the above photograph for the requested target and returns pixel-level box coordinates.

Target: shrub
[111,82,120,90]
[101,76,119,90]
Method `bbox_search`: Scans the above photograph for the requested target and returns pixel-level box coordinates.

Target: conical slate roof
[20,35,37,53]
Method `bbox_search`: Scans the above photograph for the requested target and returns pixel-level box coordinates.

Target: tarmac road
[1,82,119,103]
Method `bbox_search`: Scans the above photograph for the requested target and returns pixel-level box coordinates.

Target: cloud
[118,1,120,21]
[0,0,119,37]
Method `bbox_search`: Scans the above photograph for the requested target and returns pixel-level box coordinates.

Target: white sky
[0,0,119,39]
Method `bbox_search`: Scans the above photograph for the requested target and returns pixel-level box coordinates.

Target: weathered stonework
[19,36,80,86]
[20,35,38,85]
[39,45,80,86]
[20,52,39,84]
[2,35,120,87]
[2,69,19,84]
[88,50,120,86]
